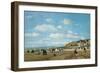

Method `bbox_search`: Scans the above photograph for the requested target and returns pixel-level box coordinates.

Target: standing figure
[83,47,87,53]
[42,49,47,55]
[74,49,78,58]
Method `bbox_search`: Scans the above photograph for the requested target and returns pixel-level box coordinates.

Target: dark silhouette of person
[84,47,87,53]
[42,49,47,55]
[74,49,78,54]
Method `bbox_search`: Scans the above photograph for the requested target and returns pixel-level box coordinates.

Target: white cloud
[80,36,85,40]
[67,30,73,33]
[26,15,33,19]
[49,41,66,46]
[66,33,80,39]
[49,31,80,40]
[34,24,57,32]
[25,32,40,37]
[67,30,78,34]
[49,33,64,40]
[32,32,40,37]
[63,19,72,25]
[57,25,62,29]
[46,18,52,22]
[74,33,78,35]
[67,30,80,38]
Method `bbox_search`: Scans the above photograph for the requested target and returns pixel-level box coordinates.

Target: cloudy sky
[24,11,90,48]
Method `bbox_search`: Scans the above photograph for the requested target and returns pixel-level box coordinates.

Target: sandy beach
[24,49,90,61]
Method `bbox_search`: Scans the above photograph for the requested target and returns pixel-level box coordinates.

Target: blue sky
[24,11,90,48]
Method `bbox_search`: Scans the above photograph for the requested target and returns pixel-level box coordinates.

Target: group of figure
[26,48,64,56]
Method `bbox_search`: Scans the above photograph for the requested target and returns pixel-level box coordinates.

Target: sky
[24,11,90,48]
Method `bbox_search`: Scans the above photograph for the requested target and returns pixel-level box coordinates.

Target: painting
[24,11,90,61]
[11,1,97,71]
